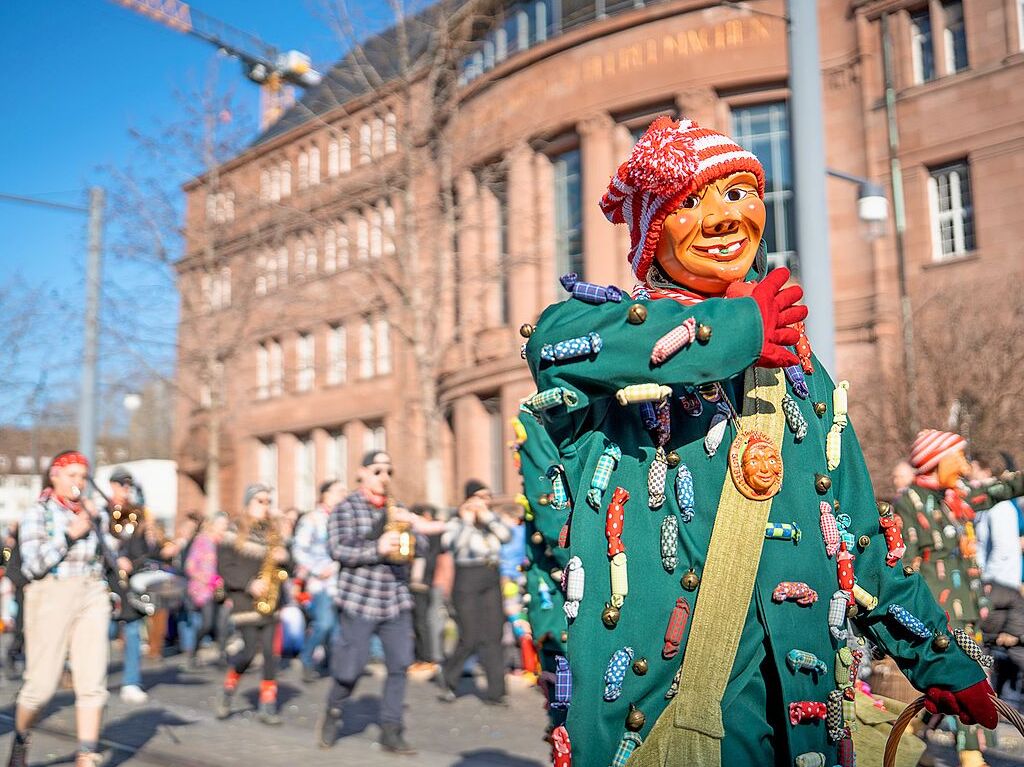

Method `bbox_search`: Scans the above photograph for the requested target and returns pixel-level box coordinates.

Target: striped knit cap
[600,116,765,283]
[909,429,967,474]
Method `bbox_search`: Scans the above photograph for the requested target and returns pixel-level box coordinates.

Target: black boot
[6,733,29,767]
[316,707,342,749]
[214,688,234,719]
[379,723,416,755]
[257,700,282,726]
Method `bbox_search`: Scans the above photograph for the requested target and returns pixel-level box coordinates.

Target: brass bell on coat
[932,634,951,651]
[814,474,832,494]
[626,704,646,731]
[561,631,569,643]
[666,451,681,468]
[602,603,621,628]
[877,500,892,516]
[696,323,712,344]
[813,402,827,417]
[538,495,550,506]
[903,565,916,577]
[550,569,563,582]
[858,535,871,549]
[632,658,649,676]
[627,304,648,324]
[519,323,535,338]
[681,569,700,592]
[530,532,544,545]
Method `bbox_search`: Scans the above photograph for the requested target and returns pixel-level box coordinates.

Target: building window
[552,147,584,280]
[357,214,369,260]
[327,324,347,385]
[280,161,292,197]
[910,7,936,84]
[942,1,968,74]
[327,139,339,177]
[258,438,277,489]
[375,317,391,375]
[385,112,397,153]
[309,145,320,185]
[264,250,278,292]
[363,422,386,453]
[731,102,796,274]
[278,245,289,286]
[260,170,271,203]
[371,117,384,158]
[340,133,352,173]
[305,235,318,275]
[257,343,269,399]
[359,320,374,378]
[325,431,348,487]
[294,435,315,511]
[336,222,350,269]
[298,151,309,190]
[268,338,283,396]
[296,332,315,392]
[324,227,337,273]
[1019,0,1024,51]
[359,122,372,164]
[928,160,975,260]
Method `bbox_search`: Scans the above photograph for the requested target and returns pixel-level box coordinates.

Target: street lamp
[827,169,890,240]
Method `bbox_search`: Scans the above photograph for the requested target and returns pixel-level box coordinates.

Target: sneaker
[119,685,149,704]
[316,707,342,749]
[74,752,104,767]
[257,700,282,726]
[437,687,457,703]
[214,689,234,720]
[379,723,416,755]
[6,734,29,767]
[302,665,319,684]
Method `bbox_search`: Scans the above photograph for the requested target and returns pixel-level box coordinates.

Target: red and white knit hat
[600,116,765,283]
[909,429,967,474]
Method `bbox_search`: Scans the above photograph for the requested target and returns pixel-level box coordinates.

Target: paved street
[4,649,1024,766]
[0,652,550,766]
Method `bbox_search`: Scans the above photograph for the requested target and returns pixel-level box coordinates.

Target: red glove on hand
[747,267,808,369]
[923,680,998,729]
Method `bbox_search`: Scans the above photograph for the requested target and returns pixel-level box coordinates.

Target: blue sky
[0,1,396,425]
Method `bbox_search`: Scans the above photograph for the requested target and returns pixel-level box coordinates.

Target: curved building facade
[175,0,1024,512]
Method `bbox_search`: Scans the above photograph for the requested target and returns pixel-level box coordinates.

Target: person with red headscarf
[7,450,130,767]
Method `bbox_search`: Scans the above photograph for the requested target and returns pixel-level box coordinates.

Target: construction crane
[109,0,323,130]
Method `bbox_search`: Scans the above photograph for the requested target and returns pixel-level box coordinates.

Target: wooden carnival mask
[654,171,766,295]
[729,430,783,500]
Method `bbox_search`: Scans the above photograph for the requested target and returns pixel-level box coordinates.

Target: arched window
[357,214,369,260]
[307,234,318,273]
[359,122,372,164]
[278,245,289,285]
[327,139,339,177]
[266,251,278,291]
[381,201,396,256]
[340,133,352,172]
[368,206,382,259]
[384,112,397,153]
[324,227,336,272]
[270,166,281,202]
[336,222,349,268]
[308,146,320,185]
[371,117,384,158]
[225,191,234,221]
[280,161,292,197]
[256,253,268,295]
[298,151,309,190]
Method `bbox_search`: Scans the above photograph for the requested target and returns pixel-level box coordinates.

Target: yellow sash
[628,367,786,767]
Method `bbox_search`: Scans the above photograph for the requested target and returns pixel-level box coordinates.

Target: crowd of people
[0,449,535,766]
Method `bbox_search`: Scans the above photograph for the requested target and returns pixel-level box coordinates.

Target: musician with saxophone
[215,483,290,725]
[317,450,444,755]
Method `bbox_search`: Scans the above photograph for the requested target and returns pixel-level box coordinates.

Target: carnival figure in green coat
[894,428,1024,767]
[512,409,571,734]
[522,116,997,767]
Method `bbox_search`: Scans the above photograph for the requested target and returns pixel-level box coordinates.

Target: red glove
[923,680,998,729]
[747,267,807,369]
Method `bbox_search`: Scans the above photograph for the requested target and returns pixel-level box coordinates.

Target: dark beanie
[464,479,488,500]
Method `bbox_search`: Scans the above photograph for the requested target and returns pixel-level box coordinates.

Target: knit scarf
[631,263,710,306]
[39,487,84,515]
[913,475,975,521]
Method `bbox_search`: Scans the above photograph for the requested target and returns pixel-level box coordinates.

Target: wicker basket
[883,694,1024,767]
[868,656,919,704]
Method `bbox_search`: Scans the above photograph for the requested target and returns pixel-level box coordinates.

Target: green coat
[895,473,1024,630]
[525,293,986,767]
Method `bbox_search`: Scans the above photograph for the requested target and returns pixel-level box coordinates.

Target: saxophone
[383,495,415,564]
[254,520,289,617]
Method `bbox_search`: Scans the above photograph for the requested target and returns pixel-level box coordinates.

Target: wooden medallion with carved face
[728,429,784,500]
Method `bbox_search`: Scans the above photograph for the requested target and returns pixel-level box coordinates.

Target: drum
[129,568,188,613]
